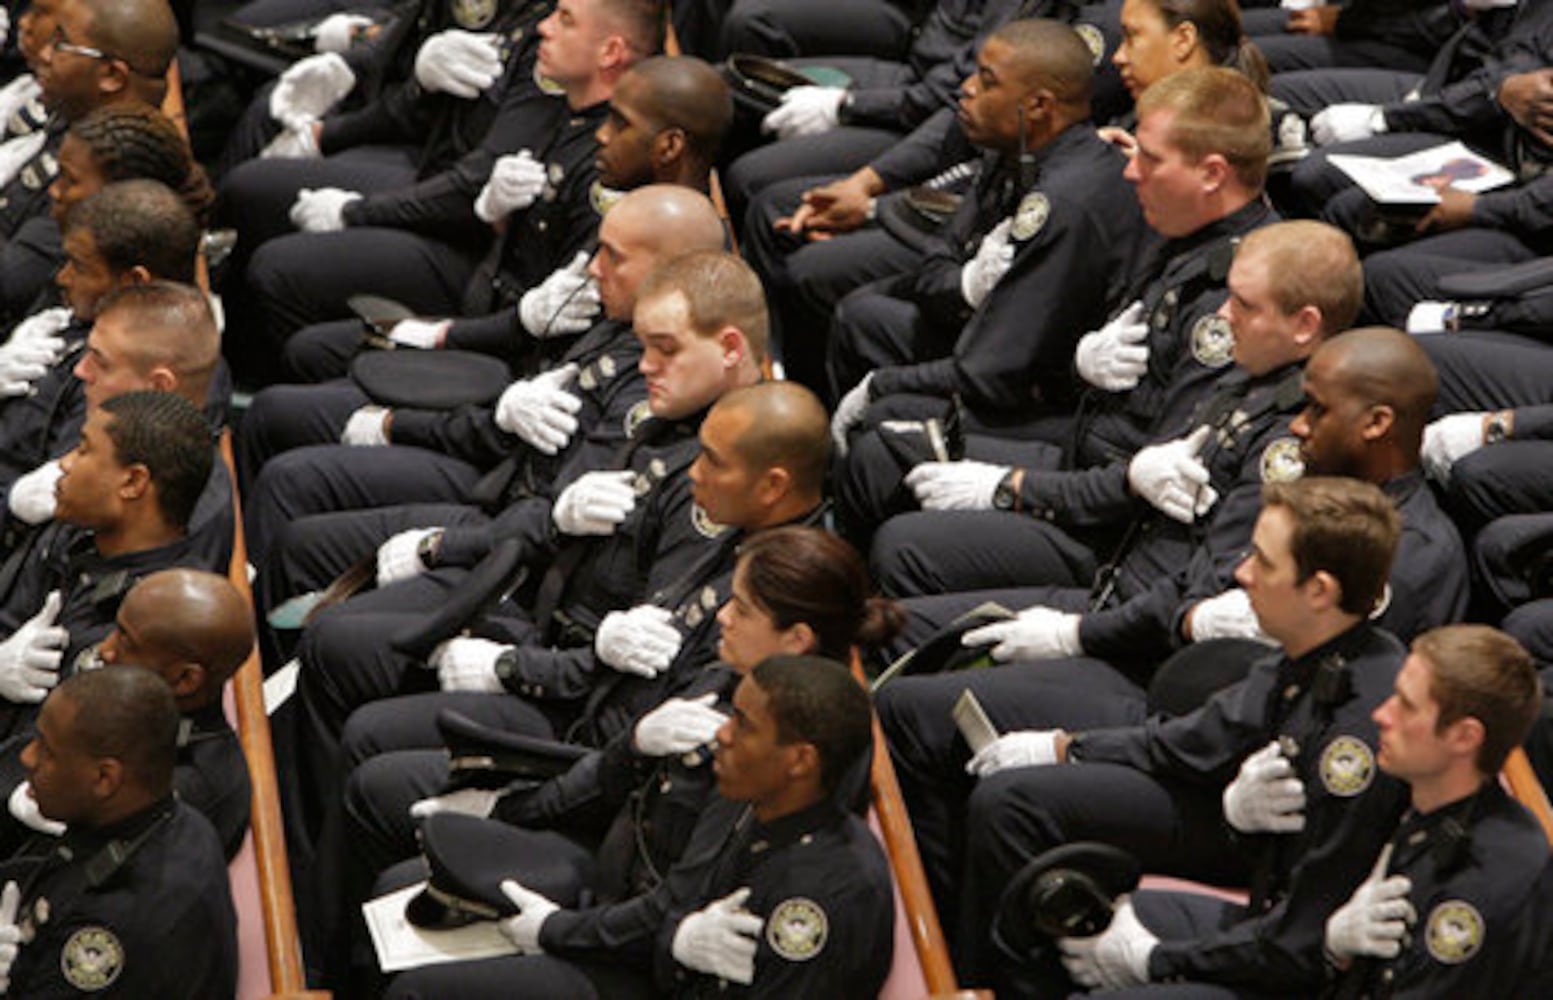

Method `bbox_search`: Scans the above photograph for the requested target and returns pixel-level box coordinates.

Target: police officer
[834,65,1275,539]
[234,0,662,372]
[382,653,893,1000]
[0,569,256,860]
[241,185,727,573]
[1316,625,1546,999]
[0,667,236,997]
[825,18,1144,421]
[0,392,221,740]
[958,477,1410,992]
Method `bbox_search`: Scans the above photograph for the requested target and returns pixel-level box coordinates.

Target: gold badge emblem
[1426,900,1483,965]
[450,0,496,29]
[767,898,828,961]
[1190,314,1235,368]
[1259,437,1305,484]
[691,503,728,539]
[1074,23,1106,66]
[623,400,652,437]
[1319,735,1374,797]
[590,181,624,217]
[61,926,124,991]
[1011,192,1050,242]
[534,64,564,95]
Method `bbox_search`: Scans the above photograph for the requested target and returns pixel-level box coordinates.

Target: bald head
[1319,326,1439,450]
[80,0,177,99]
[718,381,831,504]
[109,570,254,709]
[625,56,733,169]
[611,184,726,255]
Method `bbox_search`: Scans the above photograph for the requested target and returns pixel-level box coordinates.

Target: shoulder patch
[590,181,624,217]
[534,64,564,96]
[1318,735,1374,797]
[61,926,124,991]
[623,400,652,438]
[766,897,828,961]
[1074,23,1106,66]
[450,0,496,28]
[1190,313,1235,368]
[1259,437,1304,484]
[1011,192,1050,242]
[691,503,729,539]
[1426,900,1483,965]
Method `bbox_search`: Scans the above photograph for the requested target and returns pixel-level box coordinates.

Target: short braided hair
[68,103,214,225]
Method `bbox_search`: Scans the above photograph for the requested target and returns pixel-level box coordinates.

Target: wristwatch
[992,469,1024,511]
[1485,410,1512,444]
[417,529,444,570]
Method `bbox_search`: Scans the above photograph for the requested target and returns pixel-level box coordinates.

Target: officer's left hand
[476,150,547,224]
[290,187,361,232]
[376,528,442,587]
[1223,741,1306,834]
[830,373,874,457]
[1126,426,1218,524]
[8,459,60,525]
[762,86,845,139]
[0,880,21,993]
[962,606,1081,662]
[965,729,1060,777]
[1059,897,1158,990]
[414,30,503,99]
[498,879,560,954]
[960,218,1015,309]
[904,460,1010,511]
[340,405,390,446]
[388,318,450,350]
[431,637,509,693]
[1415,188,1475,234]
[1420,412,1488,482]
[312,12,374,53]
[260,121,322,160]
[408,786,500,821]
[1310,103,1384,146]
[596,605,681,678]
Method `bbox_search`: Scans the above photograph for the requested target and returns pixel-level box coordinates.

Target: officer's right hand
[7,782,63,836]
[8,459,61,525]
[519,253,602,337]
[830,373,874,457]
[671,887,764,985]
[495,364,581,455]
[1325,849,1413,964]
[1075,301,1149,392]
[904,460,1009,511]
[260,122,322,160]
[340,405,390,446]
[965,729,1060,777]
[780,170,881,237]
[634,693,727,757]
[388,318,449,350]
[1187,589,1273,645]
[1420,412,1488,482]
[269,52,356,129]
[1310,103,1384,146]
[960,218,1015,308]
[0,591,67,705]
[1126,426,1218,524]
[476,150,547,223]
[0,880,21,993]
[6,306,73,346]
[311,12,374,53]
[414,30,502,99]
[596,605,681,679]
[376,528,442,587]
[408,786,500,821]
[552,470,638,536]
[430,637,509,693]
[1223,741,1306,834]
[762,85,845,139]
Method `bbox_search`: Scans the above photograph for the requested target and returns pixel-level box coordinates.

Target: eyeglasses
[48,26,108,60]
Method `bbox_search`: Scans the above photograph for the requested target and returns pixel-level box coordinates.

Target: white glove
[761,85,845,139]
[0,10,8,51]
[376,528,441,587]
[0,73,39,131]
[595,605,682,679]
[340,405,389,446]
[1325,851,1414,963]
[431,637,509,693]
[0,591,67,704]
[8,459,61,525]
[0,881,19,995]
[1059,897,1158,990]
[7,781,63,835]
[269,52,355,128]
[518,252,602,336]
[0,349,49,397]
[1405,301,1457,335]
[1420,413,1487,482]
[1126,425,1219,524]
[289,186,361,232]
[312,12,374,53]
[495,364,582,454]
[552,470,638,536]
[408,786,500,820]
[1075,301,1149,392]
[387,318,449,349]
[260,121,322,160]
[634,693,728,757]
[904,460,1009,511]
[961,606,1082,662]
[1311,104,1386,146]
[830,373,874,456]
[1223,741,1307,834]
[960,218,1015,308]
[414,30,502,99]
[0,132,43,191]
[1188,589,1274,644]
[499,880,560,954]
[6,306,72,345]
[476,150,547,223]
[965,729,1060,777]
[671,887,764,985]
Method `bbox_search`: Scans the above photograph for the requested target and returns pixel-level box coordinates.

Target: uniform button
[537,221,548,232]
[1283,685,1299,701]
